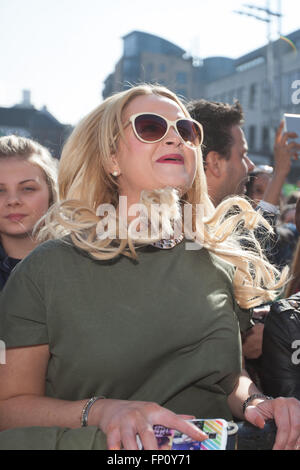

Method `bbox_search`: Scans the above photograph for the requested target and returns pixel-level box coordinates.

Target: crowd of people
[0,84,300,450]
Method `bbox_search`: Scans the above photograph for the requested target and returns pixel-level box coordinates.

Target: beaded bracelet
[80,396,105,427]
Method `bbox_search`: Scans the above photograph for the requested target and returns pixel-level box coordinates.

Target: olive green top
[0,238,250,427]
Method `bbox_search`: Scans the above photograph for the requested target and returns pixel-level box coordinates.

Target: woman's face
[113,94,198,206]
[0,156,50,239]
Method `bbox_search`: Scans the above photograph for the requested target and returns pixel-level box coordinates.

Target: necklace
[151,234,184,250]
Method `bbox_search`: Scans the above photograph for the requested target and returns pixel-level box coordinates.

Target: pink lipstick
[156,154,184,165]
[6,214,26,222]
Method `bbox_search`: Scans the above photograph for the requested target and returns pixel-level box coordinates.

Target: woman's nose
[163,125,182,146]
[5,191,22,206]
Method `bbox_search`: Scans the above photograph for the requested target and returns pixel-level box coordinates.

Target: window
[123,58,140,83]
[144,62,153,81]
[273,76,281,108]
[249,84,257,109]
[262,126,270,151]
[282,73,290,107]
[236,56,265,72]
[124,35,138,58]
[176,71,187,85]
[235,87,244,105]
[261,82,269,112]
[249,125,256,150]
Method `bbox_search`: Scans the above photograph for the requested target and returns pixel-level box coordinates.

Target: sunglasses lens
[176,120,202,147]
[134,114,167,142]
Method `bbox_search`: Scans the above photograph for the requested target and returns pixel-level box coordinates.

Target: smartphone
[284,113,300,145]
[150,419,228,450]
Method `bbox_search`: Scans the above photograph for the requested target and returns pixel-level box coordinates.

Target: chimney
[22,89,31,107]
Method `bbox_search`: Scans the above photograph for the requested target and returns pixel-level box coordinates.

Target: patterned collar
[151,234,184,250]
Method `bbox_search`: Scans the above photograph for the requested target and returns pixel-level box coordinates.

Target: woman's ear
[108,155,121,177]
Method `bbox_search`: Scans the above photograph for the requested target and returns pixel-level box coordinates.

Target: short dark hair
[187,100,244,161]
[245,166,273,199]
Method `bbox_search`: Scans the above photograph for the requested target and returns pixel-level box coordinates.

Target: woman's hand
[244,397,300,450]
[95,399,208,450]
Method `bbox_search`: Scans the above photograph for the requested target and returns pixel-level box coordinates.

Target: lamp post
[234,1,283,164]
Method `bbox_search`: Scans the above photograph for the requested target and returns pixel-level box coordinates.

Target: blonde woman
[0,85,299,451]
[0,135,58,290]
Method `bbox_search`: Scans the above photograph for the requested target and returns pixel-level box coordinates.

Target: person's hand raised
[273,121,300,177]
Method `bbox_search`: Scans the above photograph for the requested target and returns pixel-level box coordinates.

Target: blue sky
[0,0,299,125]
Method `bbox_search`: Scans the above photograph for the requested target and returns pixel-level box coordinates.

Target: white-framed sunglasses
[127,112,203,149]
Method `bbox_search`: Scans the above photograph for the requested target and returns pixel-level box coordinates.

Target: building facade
[103,31,195,101]
[103,29,300,176]
[0,91,72,159]
[204,29,300,167]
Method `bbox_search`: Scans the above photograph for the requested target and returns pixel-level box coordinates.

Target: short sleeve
[234,302,253,333]
[223,262,252,333]
[0,259,48,348]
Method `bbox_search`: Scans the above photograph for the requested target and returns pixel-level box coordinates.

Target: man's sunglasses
[127,113,203,149]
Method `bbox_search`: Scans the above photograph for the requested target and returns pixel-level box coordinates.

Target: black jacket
[0,242,20,291]
[254,211,298,270]
[261,293,300,399]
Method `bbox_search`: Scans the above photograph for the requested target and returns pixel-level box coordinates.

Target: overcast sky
[0,0,299,125]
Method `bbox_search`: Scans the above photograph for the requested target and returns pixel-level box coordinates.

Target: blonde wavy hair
[40,84,288,309]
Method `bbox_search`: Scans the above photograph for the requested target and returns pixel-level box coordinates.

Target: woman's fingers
[178,414,196,420]
[244,405,265,429]
[120,426,141,451]
[249,397,300,450]
[151,409,208,442]
[136,421,159,450]
[279,398,300,450]
[272,398,291,450]
[100,400,208,450]
[106,427,122,450]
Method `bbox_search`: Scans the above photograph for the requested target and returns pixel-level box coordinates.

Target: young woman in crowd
[0,135,58,290]
[0,85,299,450]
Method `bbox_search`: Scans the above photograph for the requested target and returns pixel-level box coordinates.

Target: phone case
[284,113,300,144]
[151,419,228,450]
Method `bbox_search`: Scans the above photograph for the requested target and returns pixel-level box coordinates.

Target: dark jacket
[273,223,299,270]
[254,212,298,270]
[261,292,300,400]
[0,242,20,291]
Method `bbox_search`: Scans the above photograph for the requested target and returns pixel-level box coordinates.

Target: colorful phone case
[152,419,228,450]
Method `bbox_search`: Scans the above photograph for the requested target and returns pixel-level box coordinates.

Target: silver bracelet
[242,393,273,414]
[80,396,105,427]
